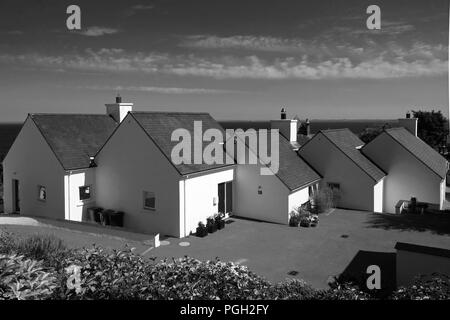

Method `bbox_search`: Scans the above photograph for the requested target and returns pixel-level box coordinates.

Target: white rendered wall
[235,164,290,224]
[182,168,234,237]
[288,186,311,212]
[64,168,96,222]
[299,133,377,211]
[363,133,443,213]
[373,178,384,213]
[2,117,66,219]
[95,114,182,237]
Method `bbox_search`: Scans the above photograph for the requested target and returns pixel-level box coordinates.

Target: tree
[412,110,449,151]
[358,123,391,144]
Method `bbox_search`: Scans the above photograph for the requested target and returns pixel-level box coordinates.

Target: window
[79,186,91,201]
[143,191,156,210]
[328,182,340,190]
[38,185,46,201]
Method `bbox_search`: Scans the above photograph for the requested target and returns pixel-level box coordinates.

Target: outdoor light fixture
[258,186,262,195]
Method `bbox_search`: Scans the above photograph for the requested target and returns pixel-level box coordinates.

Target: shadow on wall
[365,213,450,236]
[337,250,396,297]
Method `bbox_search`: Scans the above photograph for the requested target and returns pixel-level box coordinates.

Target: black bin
[109,211,124,227]
[100,209,114,226]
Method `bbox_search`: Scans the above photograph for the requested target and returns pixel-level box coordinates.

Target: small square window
[79,186,91,201]
[38,185,46,201]
[143,191,156,210]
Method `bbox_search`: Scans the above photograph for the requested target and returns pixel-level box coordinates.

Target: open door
[12,179,20,213]
[218,181,232,215]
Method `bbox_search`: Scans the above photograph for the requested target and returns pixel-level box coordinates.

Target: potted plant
[215,213,226,230]
[206,216,217,233]
[310,214,319,227]
[196,222,208,237]
[289,211,300,227]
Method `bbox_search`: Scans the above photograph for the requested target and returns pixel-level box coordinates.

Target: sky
[0,0,448,122]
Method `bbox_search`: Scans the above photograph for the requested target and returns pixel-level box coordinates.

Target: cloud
[81,85,236,94]
[0,42,446,80]
[79,26,119,37]
[181,35,307,53]
[131,4,155,10]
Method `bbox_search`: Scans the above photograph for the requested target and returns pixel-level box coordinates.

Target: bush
[0,254,57,300]
[267,279,316,300]
[390,273,450,300]
[52,246,154,300]
[144,257,272,300]
[315,282,372,300]
[0,232,70,269]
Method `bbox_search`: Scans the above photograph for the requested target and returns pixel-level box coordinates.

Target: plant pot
[207,224,217,233]
[289,221,299,227]
[196,227,207,237]
[216,220,225,230]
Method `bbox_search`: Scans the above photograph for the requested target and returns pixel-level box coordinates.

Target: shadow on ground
[337,250,396,297]
[365,213,450,236]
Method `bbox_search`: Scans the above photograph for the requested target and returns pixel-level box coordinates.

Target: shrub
[268,279,316,300]
[52,245,154,300]
[390,273,450,300]
[0,254,57,300]
[315,282,372,300]
[144,257,272,300]
[0,232,70,269]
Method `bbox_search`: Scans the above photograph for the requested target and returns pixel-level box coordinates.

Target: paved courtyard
[1,209,449,289]
[150,209,450,289]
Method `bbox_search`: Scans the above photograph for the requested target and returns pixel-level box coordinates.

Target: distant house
[2,113,116,220]
[298,128,386,212]
[362,126,448,213]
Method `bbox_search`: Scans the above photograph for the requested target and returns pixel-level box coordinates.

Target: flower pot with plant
[206,216,217,233]
[196,222,208,237]
[289,211,300,227]
[215,213,226,230]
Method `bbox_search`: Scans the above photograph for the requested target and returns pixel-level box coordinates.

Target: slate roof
[30,114,117,170]
[276,135,321,191]
[130,112,234,175]
[382,127,448,179]
[320,129,386,182]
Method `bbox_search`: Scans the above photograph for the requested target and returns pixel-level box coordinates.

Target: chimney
[398,111,418,137]
[281,107,287,120]
[299,118,311,136]
[271,108,298,142]
[105,94,133,123]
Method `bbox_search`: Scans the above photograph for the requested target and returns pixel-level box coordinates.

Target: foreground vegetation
[0,231,448,300]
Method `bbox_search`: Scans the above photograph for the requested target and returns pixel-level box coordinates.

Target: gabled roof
[276,135,321,191]
[380,127,448,179]
[130,112,234,175]
[318,128,386,182]
[30,114,117,170]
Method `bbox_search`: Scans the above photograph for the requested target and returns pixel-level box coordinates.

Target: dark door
[218,181,232,214]
[13,179,20,213]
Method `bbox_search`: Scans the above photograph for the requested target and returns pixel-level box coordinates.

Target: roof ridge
[131,111,211,115]
[30,113,107,117]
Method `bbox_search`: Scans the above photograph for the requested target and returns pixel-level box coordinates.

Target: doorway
[218,181,232,215]
[12,179,20,213]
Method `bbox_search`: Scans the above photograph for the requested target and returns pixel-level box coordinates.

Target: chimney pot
[116,94,122,103]
[281,107,287,120]
[406,111,411,119]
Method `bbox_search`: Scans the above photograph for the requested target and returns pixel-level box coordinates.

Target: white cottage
[2,113,117,220]
[95,110,235,238]
[298,128,386,212]
[362,127,448,213]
